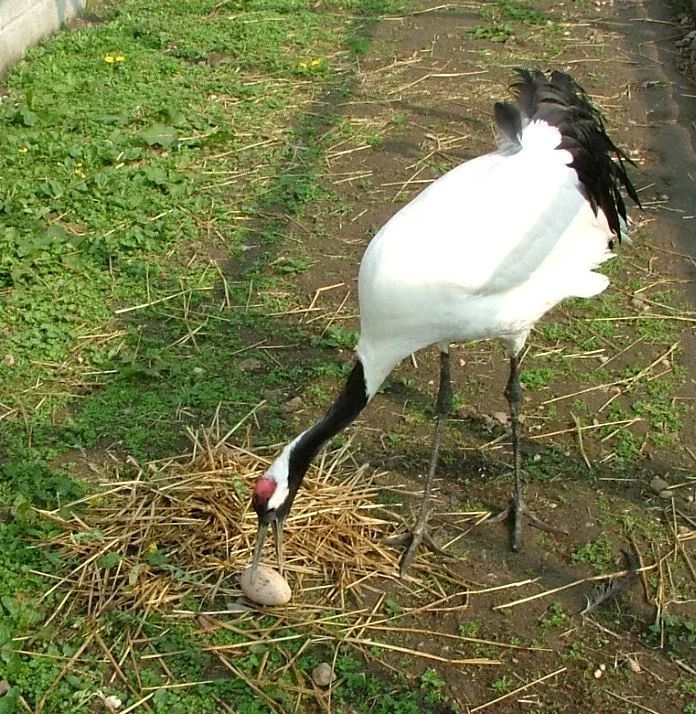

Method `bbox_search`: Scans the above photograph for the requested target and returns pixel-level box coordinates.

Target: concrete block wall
[0,0,85,74]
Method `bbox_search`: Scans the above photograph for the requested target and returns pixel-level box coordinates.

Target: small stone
[240,565,291,606]
[492,411,510,426]
[312,662,336,687]
[238,358,264,373]
[457,404,476,419]
[0,680,10,696]
[650,475,669,493]
[599,663,606,671]
[626,657,641,673]
[3,353,15,367]
[104,695,122,711]
[192,366,205,376]
[658,490,674,499]
[533,453,542,462]
[282,396,303,413]
[593,668,603,679]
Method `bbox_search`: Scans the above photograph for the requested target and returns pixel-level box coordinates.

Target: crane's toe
[383,525,456,577]
[487,499,568,552]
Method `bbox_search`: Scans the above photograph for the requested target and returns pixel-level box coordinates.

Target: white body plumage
[249,70,639,572]
[357,121,616,398]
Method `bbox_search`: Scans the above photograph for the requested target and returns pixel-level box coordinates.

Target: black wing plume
[494,68,641,243]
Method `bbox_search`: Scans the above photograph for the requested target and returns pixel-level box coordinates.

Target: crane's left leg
[490,354,567,551]
[384,349,455,576]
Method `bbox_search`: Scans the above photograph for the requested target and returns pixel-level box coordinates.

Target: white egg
[240,565,291,606]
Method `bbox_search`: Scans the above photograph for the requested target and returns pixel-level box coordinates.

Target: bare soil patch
[267,0,696,710]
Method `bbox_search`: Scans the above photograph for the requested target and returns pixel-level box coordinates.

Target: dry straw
[37,432,459,618]
[33,429,496,711]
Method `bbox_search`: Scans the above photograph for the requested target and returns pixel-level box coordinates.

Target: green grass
[468,24,515,43]
[481,0,549,25]
[469,0,555,44]
[540,602,569,629]
[490,675,513,693]
[1,0,695,710]
[0,0,431,711]
[571,536,616,574]
[643,614,696,657]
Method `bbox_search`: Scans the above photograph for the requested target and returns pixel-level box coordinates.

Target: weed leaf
[139,123,179,149]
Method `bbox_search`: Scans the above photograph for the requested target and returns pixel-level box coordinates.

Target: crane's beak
[250,517,285,581]
[272,518,284,576]
[250,521,269,582]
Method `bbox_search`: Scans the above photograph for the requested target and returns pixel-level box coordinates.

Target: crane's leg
[384,350,455,576]
[489,354,567,551]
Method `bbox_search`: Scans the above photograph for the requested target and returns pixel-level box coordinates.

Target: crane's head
[248,364,369,580]
[249,439,308,580]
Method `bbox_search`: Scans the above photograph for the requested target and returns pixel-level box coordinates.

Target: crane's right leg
[489,354,567,551]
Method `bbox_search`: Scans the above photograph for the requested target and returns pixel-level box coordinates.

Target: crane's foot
[383,523,456,577]
[487,498,567,553]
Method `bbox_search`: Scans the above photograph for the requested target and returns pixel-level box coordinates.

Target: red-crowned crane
[249,69,639,577]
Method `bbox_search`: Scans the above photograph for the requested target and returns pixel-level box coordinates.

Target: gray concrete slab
[0,0,85,74]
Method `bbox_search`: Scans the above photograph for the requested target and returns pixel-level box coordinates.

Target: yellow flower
[310,58,321,68]
[17,147,28,154]
[115,55,126,63]
[298,61,308,70]
[104,54,115,63]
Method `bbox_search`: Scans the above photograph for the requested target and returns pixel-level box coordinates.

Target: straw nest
[31,431,562,711]
[38,429,465,623]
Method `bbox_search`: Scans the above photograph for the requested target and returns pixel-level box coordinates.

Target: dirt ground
[273,0,696,711]
[2,0,694,712]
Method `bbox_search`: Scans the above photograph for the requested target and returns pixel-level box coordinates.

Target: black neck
[288,360,369,485]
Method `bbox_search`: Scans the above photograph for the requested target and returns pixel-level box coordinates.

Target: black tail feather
[494,101,523,145]
[496,68,641,242]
